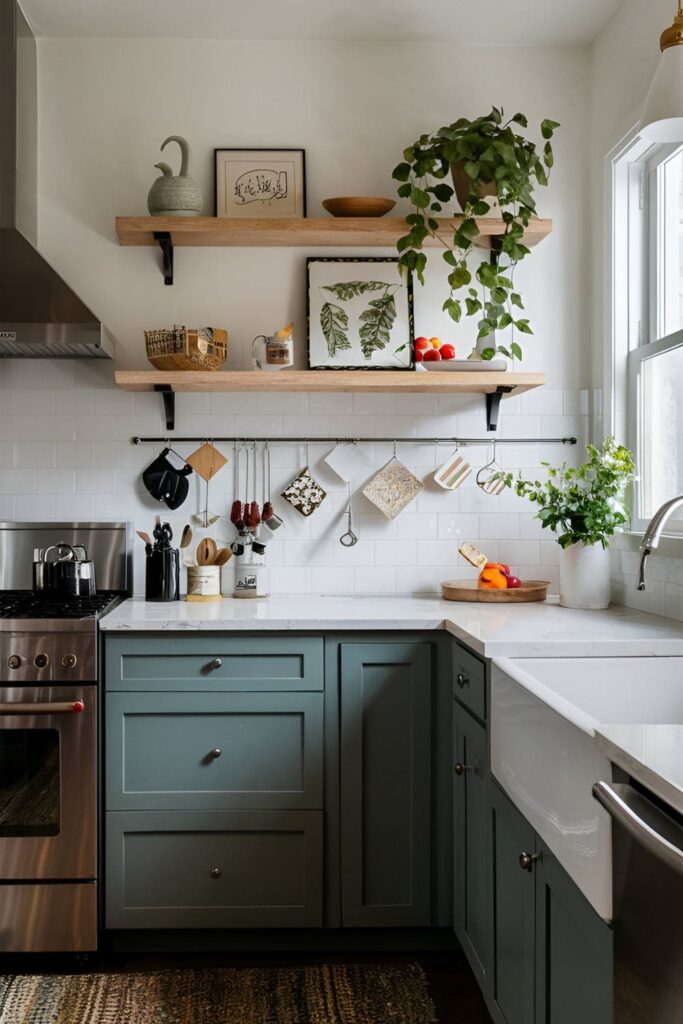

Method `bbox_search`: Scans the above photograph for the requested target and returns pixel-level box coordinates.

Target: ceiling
[20,0,625,46]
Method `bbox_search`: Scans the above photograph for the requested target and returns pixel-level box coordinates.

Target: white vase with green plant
[500,438,635,609]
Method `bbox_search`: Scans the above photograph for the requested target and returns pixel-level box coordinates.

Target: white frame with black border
[606,127,683,540]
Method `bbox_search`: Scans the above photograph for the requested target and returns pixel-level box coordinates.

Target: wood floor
[7,949,492,1023]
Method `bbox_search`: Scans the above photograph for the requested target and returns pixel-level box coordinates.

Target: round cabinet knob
[7,654,22,670]
[210,867,222,879]
[209,658,223,671]
[454,763,471,776]
[519,851,540,872]
[61,653,78,669]
[456,673,469,689]
[208,748,222,760]
[34,653,49,670]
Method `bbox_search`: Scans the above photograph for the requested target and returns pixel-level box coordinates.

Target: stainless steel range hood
[0,0,113,358]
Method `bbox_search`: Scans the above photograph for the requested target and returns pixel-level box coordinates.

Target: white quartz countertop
[596,725,683,815]
[100,595,683,658]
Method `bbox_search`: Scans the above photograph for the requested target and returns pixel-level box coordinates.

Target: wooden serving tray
[441,579,550,603]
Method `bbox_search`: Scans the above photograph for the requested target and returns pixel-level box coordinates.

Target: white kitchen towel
[323,442,374,483]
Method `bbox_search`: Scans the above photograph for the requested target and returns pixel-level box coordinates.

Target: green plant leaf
[397,183,412,199]
[514,318,533,335]
[443,298,462,322]
[510,341,523,361]
[358,294,397,358]
[480,347,497,360]
[393,162,412,181]
[410,187,431,209]
[320,302,350,357]
[510,292,524,308]
[541,118,561,140]
[430,183,454,202]
[323,281,389,301]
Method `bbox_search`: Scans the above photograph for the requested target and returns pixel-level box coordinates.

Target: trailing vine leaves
[392,107,560,362]
[358,293,397,358]
[320,301,350,357]
[323,281,388,301]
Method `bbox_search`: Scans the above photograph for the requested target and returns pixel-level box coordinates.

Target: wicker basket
[144,325,228,372]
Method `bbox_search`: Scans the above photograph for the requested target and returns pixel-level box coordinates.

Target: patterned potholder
[362,457,423,519]
[281,467,327,517]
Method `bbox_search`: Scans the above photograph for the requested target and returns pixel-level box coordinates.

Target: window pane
[0,728,60,837]
[657,148,683,340]
[641,345,683,520]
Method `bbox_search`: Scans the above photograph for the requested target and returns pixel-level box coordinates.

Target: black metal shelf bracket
[486,386,514,432]
[153,231,174,285]
[155,384,175,430]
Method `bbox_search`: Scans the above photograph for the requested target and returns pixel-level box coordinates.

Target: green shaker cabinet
[339,642,432,927]
[453,700,490,992]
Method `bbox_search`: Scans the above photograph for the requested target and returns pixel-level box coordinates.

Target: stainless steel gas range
[0,522,130,952]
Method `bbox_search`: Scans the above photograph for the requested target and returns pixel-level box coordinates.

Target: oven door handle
[593,781,683,877]
[0,700,85,715]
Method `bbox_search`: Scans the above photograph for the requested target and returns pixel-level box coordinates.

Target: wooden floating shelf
[115,369,544,395]
[115,370,546,432]
[116,215,552,249]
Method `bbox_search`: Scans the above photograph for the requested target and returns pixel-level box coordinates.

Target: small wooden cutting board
[441,579,550,603]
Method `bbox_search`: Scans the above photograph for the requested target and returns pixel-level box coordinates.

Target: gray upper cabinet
[339,642,432,927]
[106,690,324,811]
[105,636,324,692]
[453,698,490,991]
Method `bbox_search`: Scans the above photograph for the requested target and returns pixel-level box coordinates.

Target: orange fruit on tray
[479,566,508,590]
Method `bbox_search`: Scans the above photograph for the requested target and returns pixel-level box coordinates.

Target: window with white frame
[610,133,683,535]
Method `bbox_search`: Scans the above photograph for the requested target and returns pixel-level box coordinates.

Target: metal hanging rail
[132,436,577,446]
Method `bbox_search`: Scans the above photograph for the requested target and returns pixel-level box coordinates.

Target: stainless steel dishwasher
[593,781,683,1024]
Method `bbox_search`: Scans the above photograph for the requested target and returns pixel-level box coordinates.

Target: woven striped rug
[0,964,436,1024]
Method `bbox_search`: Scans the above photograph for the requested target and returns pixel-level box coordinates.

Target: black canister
[145,546,180,602]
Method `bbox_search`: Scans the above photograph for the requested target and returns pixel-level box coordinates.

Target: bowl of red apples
[415,336,454,364]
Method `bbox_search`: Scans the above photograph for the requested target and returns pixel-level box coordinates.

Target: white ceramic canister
[558,541,610,610]
[187,564,221,598]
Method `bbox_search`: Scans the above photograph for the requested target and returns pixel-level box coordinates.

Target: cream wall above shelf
[114,216,553,285]
[114,369,546,432]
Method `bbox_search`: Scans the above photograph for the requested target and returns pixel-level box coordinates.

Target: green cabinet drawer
[106,691,324,811]
[106,809,323,929]
[105,636,324,692]
[453,643,487,721]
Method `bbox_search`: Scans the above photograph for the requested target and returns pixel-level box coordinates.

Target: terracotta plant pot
[450,160,498,212]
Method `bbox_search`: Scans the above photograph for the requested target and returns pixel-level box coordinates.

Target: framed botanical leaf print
[306,257,414,369]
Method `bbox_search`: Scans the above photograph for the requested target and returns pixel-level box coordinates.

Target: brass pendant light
[641,1,683,140]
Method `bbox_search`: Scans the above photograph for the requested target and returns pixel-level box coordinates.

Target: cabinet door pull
[456,672,469,689]
[208,747,222,760]
[208,658,223,671]
[454,762,473,776]
[210,866,222,879]
[519,851,541,871]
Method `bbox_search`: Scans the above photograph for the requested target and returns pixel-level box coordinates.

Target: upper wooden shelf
[115,215,552,253]
[115,369,545,431]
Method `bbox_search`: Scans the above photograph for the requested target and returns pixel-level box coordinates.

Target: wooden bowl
[441,579,550,603]
[322,197,396,218]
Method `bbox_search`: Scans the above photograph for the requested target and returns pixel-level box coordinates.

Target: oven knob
[61,653,78,669]
[7,654,22,670]
[34,653,50,670]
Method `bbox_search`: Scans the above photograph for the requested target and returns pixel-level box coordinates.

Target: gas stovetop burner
[0,591,122,620]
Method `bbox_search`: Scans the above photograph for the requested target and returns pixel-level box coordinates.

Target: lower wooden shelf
[115,369,545,433]
[115,369,544,395]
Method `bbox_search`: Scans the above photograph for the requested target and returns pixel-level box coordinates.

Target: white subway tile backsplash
[0,377,642,600]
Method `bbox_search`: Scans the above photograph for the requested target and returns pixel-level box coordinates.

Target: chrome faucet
[638,495,683,590]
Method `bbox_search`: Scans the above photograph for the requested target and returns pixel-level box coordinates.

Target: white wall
[590,0,683,620]
[1,36,595,597]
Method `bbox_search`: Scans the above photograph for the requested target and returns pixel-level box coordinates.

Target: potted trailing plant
[392,108,559,362]
[499,438,635,609]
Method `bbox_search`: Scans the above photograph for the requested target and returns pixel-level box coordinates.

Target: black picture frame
[306,257,415,371]
[213,148,307,218]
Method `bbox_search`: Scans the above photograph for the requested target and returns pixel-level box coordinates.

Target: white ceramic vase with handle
[558,542,610,610]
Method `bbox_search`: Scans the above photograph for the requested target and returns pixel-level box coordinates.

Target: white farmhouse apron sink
[490,656,683,920]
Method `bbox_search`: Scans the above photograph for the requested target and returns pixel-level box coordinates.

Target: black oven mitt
[142,448,193,509]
